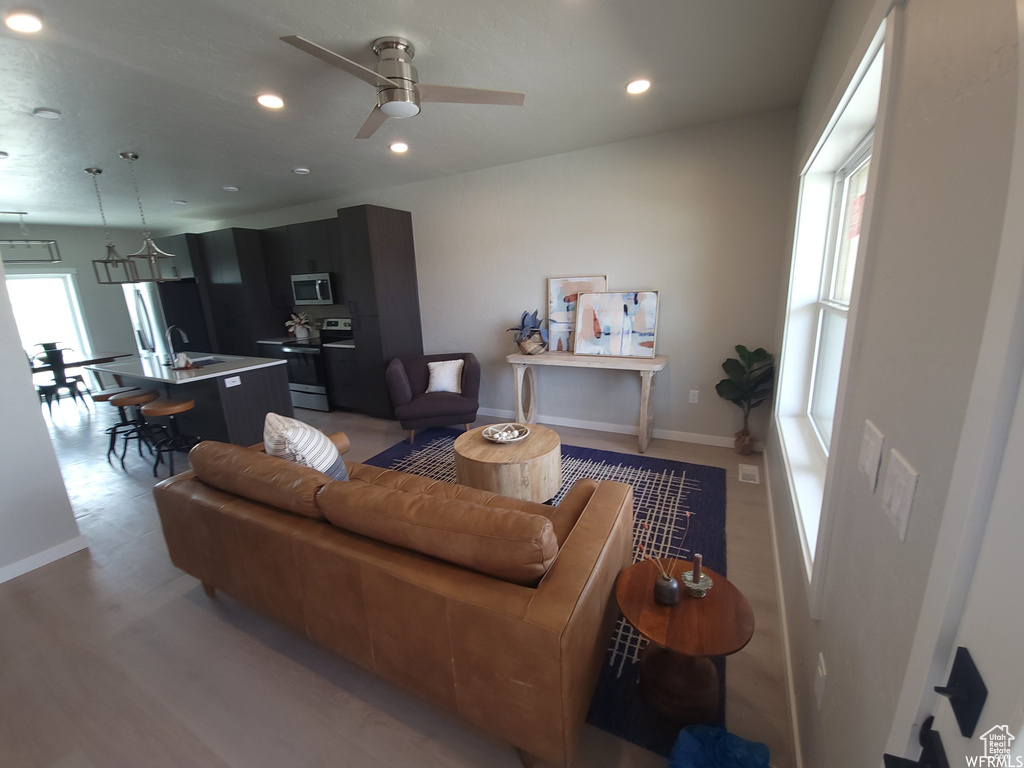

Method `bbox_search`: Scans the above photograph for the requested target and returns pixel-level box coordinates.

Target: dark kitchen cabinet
[195,228,291,357]
[154,232,199,281]
[324,346,359,409]
[261,219,337,306]
[257,342,286,361]
[334,205,423,418]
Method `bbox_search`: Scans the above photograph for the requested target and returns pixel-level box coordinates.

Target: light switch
[224,376,241,388]
[881,449,917,541]
[858,419,884,491]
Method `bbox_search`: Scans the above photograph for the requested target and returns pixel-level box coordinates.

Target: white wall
[766,0,1018,765]
[198,110,798,443]
[0,259,85,580]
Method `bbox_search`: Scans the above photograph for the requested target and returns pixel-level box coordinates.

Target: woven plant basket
[517,333,547,355]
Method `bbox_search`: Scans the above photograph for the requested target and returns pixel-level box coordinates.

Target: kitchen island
[87,353,293,447]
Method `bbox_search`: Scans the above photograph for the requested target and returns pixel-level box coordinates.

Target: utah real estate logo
[967,725,1020,767]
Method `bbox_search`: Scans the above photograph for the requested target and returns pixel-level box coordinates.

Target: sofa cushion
[346,462,594,547]
[189,441,331,520]
[317,481,558,586]
[264,412,349,481]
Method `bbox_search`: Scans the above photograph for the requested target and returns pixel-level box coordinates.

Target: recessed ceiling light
[257,94,284,109]
[5,11,42,33]
[32,107,61,119]
[292,167,310,175]
[172,200,188,205]
[390,142,409,154]
[626,79,651,95]
[222,185,239,192]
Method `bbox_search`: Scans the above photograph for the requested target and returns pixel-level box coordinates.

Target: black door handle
[884,717,949,768]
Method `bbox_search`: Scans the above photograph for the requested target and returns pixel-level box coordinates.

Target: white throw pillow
[425,358,464,394]
[263,412,349,481]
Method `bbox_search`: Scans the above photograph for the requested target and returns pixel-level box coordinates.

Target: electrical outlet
[689,390,699,403]
[224,376,241,388]
[858,419,884,491]
[815,653,827,710]
[881,449,918,541]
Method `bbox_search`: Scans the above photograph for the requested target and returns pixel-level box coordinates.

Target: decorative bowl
[482,423,530,443]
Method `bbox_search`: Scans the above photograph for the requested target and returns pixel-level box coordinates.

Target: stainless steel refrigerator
[122,280,212,363]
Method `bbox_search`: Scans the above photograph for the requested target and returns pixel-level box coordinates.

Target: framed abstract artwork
[547,275,608,352]
[573,291,659,358]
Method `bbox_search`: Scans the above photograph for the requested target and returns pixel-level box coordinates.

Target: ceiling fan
[280,35,526,139]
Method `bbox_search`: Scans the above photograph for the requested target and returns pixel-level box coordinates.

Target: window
[4,272,93,359]
[809,142,871,448]
[775,22,887,590]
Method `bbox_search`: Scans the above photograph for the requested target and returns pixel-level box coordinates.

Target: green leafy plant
[507,310,549,345]
[715,345,775,444]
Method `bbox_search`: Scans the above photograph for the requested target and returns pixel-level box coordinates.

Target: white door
[925,368,1024,763]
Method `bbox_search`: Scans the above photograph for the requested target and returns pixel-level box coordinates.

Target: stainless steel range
[281,318,353,411]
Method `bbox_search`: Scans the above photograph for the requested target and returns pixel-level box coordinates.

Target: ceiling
[0,0,832,232]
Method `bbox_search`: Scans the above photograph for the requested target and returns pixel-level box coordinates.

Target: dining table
[31,351,134,375]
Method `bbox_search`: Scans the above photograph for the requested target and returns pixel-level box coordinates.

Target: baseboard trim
[477,407,734,448]
[0,535,88,585]
[762,457,804,768]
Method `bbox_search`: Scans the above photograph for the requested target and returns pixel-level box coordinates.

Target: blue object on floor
[669,725,770,768]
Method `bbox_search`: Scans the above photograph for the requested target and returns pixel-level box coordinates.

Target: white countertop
[322,341,356,349]
[86,352,286,384]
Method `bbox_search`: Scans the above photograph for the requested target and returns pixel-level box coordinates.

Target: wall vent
[738,464,760,484]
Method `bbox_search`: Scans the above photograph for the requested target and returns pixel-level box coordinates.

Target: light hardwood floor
[1,402,794,768]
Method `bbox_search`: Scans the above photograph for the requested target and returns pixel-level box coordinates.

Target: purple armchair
[385,353,481,443]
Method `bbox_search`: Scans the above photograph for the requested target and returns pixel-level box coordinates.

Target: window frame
[773,16,895,615]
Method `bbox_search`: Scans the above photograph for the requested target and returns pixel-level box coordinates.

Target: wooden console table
[506,351,667,453]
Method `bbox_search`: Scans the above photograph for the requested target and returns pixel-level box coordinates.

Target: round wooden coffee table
[616,558,754,723]
[453,424,562,502]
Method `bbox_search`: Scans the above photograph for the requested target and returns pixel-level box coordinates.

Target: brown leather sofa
[153,433,634,767]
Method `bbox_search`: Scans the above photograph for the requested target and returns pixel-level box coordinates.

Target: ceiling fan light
[378,88,420,118]
[390,142,408,153]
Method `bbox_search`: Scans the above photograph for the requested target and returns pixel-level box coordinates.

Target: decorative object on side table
[286,312,313,339]
[715,344,775,455]
[682,553,713,597]
[547,275,608,352]
[482,423,530,443]
[650,557,681,605]
[507,309,548,354]
[573,291,659,358]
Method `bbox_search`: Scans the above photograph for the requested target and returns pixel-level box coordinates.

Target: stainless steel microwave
[291,272,334,305]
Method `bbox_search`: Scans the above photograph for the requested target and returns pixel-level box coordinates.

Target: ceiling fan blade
[355,105,388,139]
[280,35,400,89]
[417,84,525,107]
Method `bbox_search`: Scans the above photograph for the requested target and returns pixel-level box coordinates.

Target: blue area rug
[364,427,728,757]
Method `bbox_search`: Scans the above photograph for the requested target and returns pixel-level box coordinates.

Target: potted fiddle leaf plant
[507,310,549,355]
[715,345,775,455]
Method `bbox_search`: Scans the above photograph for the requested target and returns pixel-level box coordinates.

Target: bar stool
[140,398,200,477]
[109,389,162,468]
[93,386,141,462]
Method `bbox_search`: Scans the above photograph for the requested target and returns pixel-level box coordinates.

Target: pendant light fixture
[120,151,179,282]
[0,211,61,264]
[87,168,138,284]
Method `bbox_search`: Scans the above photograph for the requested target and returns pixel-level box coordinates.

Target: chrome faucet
[165,325,189,365]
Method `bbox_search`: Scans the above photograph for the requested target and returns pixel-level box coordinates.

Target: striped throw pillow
[263,412,349,481]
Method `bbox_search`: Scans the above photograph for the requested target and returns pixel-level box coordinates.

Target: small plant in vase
[715,345,775,455]
[507,310,549,355]
[286,313,313,340]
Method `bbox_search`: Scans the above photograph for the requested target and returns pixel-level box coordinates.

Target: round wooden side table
[616,557,755,723]
[453,424,562,502]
